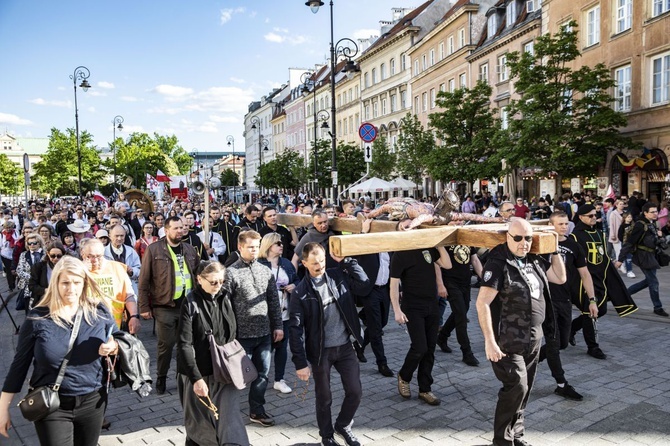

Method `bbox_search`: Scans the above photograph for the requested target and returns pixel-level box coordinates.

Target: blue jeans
[627,268,662,310]
[273,320,290,382]
[239,334,272,416]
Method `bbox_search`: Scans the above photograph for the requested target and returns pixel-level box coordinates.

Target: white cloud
[146,106,183,115]
[120,124,144,133]
[121,96,139,102]
[264,32,284,43]
[88,90,107,97]
[97,81,115,89]
[0,112,33,126]
[57,86,66,91]
[29,98,72,108]
[151,84,194,99]
[229,77,246,84]
[273,27,289,33]
[352,28,379,40]
[220,7,245,25]
[154,126,177,135]
[209,115,239,123]
[265,18,270,24]
[87,106,96,113]
[249,11,257,18]
[263,29,308,45]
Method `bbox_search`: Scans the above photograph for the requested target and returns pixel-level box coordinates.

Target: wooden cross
[277,214,557,257]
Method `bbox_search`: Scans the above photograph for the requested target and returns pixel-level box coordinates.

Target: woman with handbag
[0,256,119,445]
[258,232,298,394]
[176,260,249,446]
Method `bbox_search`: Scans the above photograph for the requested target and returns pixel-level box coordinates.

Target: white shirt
[375,252,390,286]
[197,230,226,257]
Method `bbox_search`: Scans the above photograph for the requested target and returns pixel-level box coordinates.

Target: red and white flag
[606,184,616,200]
[93,190,109,205]
[156,169,171,182]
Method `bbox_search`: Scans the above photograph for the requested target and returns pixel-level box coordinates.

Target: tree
[220,169,240,187]
[307,140,366,191]
[428,81,502,184]
[33,128,105,196]
[498,21,637,177]
[0,154,24,196]
[256,150,307,192]
[368,136,396,180]
[395,113,435,184]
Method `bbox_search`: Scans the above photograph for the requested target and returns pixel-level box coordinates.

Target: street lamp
[306,1,360,204]
[300,71,332,195]
[250,115,270,197]
[112,115,124,187]
[226,135,237,203]
[71,66,91,200]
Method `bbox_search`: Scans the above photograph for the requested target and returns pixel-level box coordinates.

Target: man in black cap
[569,204,638,360]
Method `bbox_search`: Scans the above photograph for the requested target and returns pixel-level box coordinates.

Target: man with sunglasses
[476,218,566,446]
[497,202,516,221]
[569,204,638,360]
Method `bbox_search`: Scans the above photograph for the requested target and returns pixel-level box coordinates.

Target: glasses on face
[274,241,283,247]
[27,241,40,246]
[202,277,224,286]
[49,253,63,259]
[583,213,597,218]
[223,214,230,218]
[508,233,533,242]
[86,254,104,261]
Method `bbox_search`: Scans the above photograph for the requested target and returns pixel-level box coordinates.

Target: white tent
[391,177,418,190]
[351,177,398,194]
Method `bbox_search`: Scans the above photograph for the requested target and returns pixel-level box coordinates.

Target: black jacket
[289,258,369,370]
[619,217,660,270]
[28,261,51,304]
[112,331,152,394]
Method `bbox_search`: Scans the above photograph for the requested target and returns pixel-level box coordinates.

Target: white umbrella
[352,177,398,194]
[391,177,418,190]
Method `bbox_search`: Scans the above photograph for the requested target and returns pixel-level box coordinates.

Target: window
[616,0,632,33]
[430,49,435,66]
[430,88,436,108]
[401,54,406,71]
[459,73,466,88]
[390,94,397,112]
[497,55,508,82]
[653,0,670,17]
[506,1,517,27]
[373,101,378,118]
[487,14,498,39]
[355,85,359,99]
[586,6,600,47]
[422,54,427,70]
[652,53,670,104]
[380,63,386,80]
[372,68,377,84]
[382,98,387,115]
[364,72,370,88]
[414,96,420,113]
[439,83,446,92]
[526,0,542,12]
[401,90,407,109]
[414,60,419,76]
[390,58,395,76]
[440,42,445,60]
[448,36,454,54]
[422,92,428,112]
[448,79,455,92]
[365,104,371,120]
[614,65,632,111]
[524,41,534,55]
[459,28,465,47]
[479,63,489,83]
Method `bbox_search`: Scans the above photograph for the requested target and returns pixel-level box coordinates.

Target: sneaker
[619,265,627,274]
[249,412,275,427]
[418,391,441,406]
[437,339,452,353]
[397,375,411,399]
[462,352,480,367]
[334,423,361,446]
[654,308,670,317]
[554,383,583,401]
[626,271,636,278]
[587,347,607,360]
[273,379,292,394]
[321,437,342,446]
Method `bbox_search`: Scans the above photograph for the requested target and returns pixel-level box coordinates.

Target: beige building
[544,0,670,202]
[334,69,361,146]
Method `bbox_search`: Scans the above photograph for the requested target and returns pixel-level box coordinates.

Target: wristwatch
[129,314,140,320]
[588,297,597,304]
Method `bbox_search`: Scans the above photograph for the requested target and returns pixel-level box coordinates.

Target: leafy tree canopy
[368,136,396,180]
[396,113,434,184]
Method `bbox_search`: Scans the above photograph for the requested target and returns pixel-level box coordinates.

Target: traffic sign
[364,145,372,163]
[358,122,378,143]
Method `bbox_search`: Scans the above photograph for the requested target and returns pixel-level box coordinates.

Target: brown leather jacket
[138,238,199,313]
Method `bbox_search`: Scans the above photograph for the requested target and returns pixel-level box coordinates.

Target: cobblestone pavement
[1,265,670,446]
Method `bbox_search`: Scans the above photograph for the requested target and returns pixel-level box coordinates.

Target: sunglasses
[202,278,224,286]
[49,253,63,259]
[224,214,230,217]
[274,241,283,247]
[508,233,533,242]
[583,213,597,218]
[27,241,40,246]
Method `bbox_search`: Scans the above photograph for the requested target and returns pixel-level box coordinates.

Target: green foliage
[498,21,637,177]
[428,81,502,184]
[0,154,24,196]
[33,128,105,196]
[220,169,240,187]
[306,140,366,190]
[368,136,396,180]
[256,150,307,192]
[396,113,435,184]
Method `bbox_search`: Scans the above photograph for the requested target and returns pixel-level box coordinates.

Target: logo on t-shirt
[422,250,432,263]
[483,270,492,282]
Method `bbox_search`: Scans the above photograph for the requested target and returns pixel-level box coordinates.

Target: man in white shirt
[104,224,142,294]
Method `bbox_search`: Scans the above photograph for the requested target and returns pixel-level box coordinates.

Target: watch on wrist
[588,297,597,304]
[129,314,140,320]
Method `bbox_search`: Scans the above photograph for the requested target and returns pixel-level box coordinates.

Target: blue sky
[0,0,425,154]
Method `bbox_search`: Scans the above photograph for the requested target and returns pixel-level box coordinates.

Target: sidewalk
[1,265,670,446]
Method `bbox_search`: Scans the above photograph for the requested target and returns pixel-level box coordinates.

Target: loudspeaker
[191,181,206,196]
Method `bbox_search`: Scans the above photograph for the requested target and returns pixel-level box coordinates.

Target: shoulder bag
[194,297,257,390]
[18,308,83,422]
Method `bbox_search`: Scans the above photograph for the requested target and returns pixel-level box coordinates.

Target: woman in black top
[176,261,249,446]
[28,241,67,310]
[0,256,118,445]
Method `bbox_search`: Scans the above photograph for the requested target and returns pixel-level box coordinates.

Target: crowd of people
[0,187,665,446]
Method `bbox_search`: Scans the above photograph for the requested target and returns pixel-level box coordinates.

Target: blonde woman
[0,256,118,445]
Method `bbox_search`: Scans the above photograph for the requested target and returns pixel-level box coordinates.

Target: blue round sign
[358,122,378,143]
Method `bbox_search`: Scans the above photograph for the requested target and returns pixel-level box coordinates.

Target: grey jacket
[225,257,282,339]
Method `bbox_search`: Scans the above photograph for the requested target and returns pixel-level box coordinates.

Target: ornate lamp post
[305,1,360,204]
[226,135,236,203]
[70,66,91,200]
[112,115,124,186]
[250,116,270,197]
[300,71,332,195]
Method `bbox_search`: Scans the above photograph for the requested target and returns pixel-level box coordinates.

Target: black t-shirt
[441,245,475,286]
[390,248,438,300]
[550,237,587,302]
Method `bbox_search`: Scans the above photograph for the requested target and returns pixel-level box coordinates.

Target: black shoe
[156,376,166,395]
[568,332,576,346]
[587,347,607,360]
[462,352,480,367]
[101,417,111,430]
[554,383,583,401]
[378,364,394,377]
[514,439,532,446]
[322,437,342,446]
[654,308,670,317]
[249,412,275,427]
[334,423,360,446]
[354,343,367,363]
[437,339,452,353]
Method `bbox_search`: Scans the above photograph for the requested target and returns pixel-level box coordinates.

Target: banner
[169,175,188,199]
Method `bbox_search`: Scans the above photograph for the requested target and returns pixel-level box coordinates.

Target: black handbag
[18,308,83,422]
